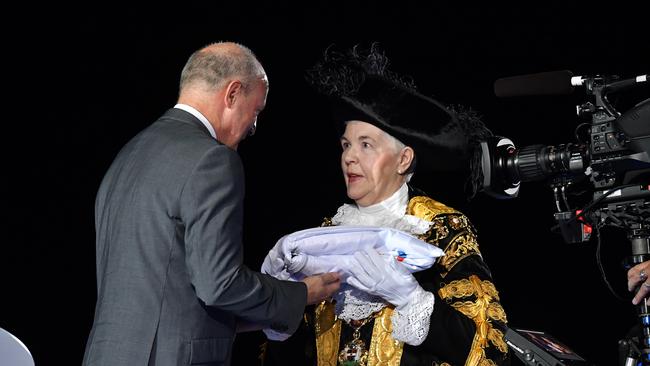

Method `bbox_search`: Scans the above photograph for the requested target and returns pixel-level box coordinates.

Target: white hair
[379,127,415,183]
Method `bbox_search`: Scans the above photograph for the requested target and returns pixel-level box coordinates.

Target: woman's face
[340,121,406,207]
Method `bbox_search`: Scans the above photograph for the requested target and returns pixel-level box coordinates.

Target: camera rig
[479,71,649,364]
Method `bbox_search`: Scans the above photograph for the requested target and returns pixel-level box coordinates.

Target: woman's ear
[398,147,414,174]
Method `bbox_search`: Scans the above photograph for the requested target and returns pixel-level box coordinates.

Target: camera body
[480,73,650,243]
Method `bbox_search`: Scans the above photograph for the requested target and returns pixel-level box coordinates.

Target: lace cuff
[391,288,434,345]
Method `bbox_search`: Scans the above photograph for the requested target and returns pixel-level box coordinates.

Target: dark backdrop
[3,3,648,365]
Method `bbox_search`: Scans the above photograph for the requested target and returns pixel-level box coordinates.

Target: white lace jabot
[331,183,432,235]
[331,183,434,327]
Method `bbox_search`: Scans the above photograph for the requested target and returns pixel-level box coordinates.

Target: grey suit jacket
[83,109,306,366]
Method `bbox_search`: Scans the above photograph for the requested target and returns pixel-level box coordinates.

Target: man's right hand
[302,272,341,305]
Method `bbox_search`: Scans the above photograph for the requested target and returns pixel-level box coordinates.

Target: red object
[576,209,593,236]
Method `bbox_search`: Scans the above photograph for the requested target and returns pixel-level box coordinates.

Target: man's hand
[301,272,341,305]
[628,261,650,305]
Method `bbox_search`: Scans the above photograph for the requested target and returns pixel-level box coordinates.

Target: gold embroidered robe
[262,195,510,366]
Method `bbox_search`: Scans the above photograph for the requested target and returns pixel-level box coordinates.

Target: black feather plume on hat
[306,43,417,96]
[306,43,492,200]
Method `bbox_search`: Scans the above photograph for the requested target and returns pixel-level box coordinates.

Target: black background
[3,3,648,365]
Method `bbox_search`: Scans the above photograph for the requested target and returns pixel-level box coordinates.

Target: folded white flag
[261,225,444,282]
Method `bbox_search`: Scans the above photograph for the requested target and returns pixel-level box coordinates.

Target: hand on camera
[628,261,650,305]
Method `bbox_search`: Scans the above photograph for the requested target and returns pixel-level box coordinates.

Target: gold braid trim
[438,277,500,301]
[407,196,459,221]
[315,301,341,366]
[314,304,405,366]
[437,232,482,276]
[315,301,337,336]
[367,307,404,366]
[258,341,267,366]
[488,328,508,354]
[478,359,498,366]
[418,217,448,247]
[407,197,480,276]
[438,275,508,366]
[487,303,508,324]
[408,196,457,248]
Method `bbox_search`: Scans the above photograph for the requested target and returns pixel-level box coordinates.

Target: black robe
[262,191,510,366]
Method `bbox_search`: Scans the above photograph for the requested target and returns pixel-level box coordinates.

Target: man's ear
[224,80,243,108]
[399,146,414,172]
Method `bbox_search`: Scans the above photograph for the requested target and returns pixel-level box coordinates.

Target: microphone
[494,70,575,97]
[602,74,648,93]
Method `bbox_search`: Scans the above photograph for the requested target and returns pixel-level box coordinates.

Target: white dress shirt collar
[174,104,216,139]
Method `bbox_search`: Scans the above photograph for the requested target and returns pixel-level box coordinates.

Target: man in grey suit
[82,42,341,366]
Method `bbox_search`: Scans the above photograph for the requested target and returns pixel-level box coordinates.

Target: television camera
[479,70,649,365]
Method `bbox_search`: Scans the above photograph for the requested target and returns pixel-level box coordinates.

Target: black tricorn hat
[307,43,492,190]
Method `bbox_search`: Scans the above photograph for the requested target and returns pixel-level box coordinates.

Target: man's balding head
[179,42,267,94]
